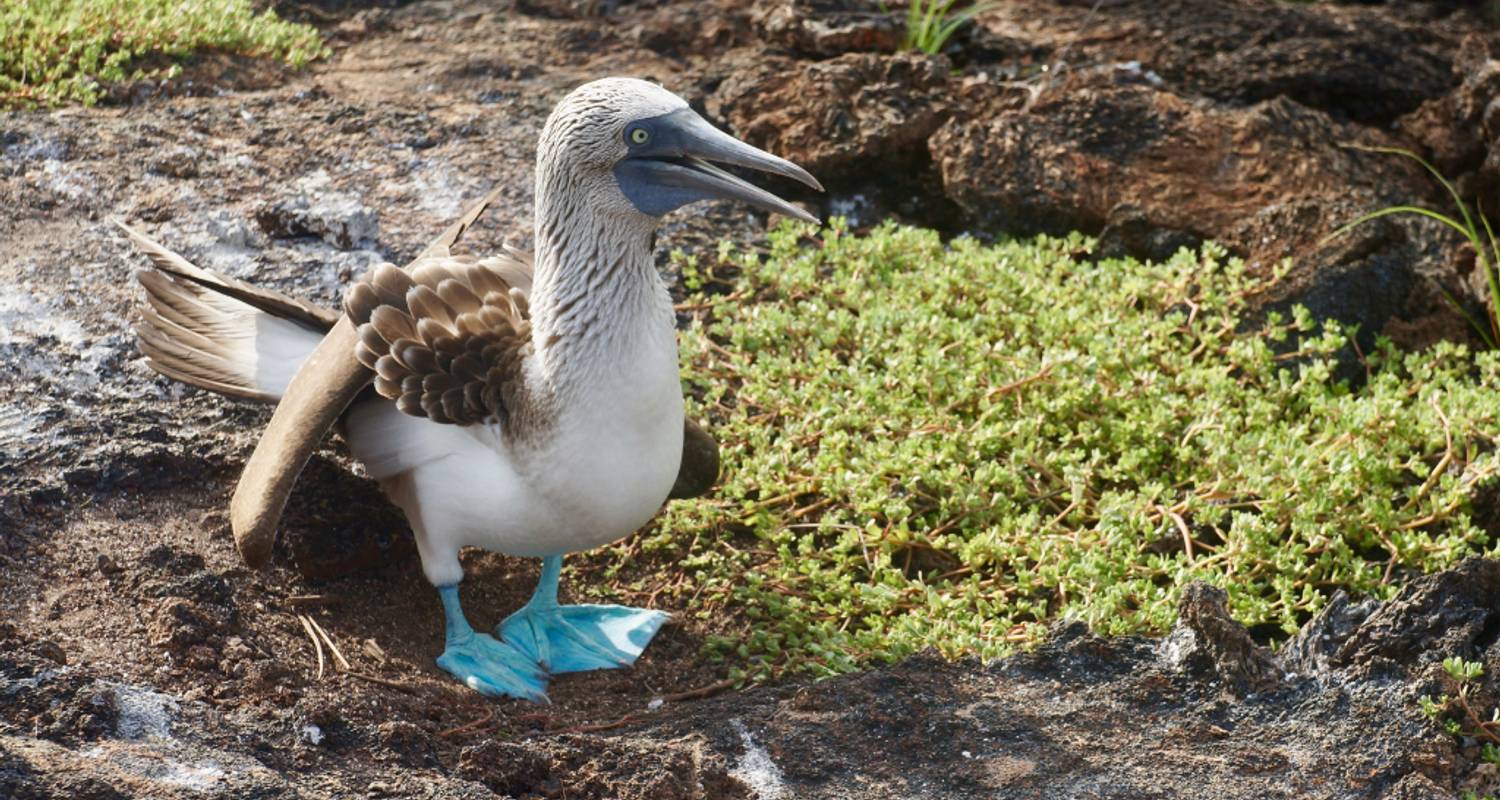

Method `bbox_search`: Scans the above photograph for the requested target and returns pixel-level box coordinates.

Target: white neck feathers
[527,165,672,388]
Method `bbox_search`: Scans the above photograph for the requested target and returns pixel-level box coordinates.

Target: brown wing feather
[117,220,338,332]
[345,255,534,427]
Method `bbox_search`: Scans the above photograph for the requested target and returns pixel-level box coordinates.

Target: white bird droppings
[111,683,179,740]
[729,718,787,800]
[157,759,227,791]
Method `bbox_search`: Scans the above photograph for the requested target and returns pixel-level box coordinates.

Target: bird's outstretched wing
[344,255,535,427]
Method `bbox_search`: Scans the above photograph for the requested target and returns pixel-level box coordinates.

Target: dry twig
[297,614,325,680]
[656,677,736,704]
[286,594,343,608]
[306,615,351,672]
[438,708,496,738]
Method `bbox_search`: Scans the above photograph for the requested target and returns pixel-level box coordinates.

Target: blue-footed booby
[119,77,822,700]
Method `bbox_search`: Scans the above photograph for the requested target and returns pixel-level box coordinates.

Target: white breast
[517,317,685,553]
[345,304,685,568]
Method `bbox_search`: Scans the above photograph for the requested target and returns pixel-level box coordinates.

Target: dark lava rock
[253,180,379,250]
[1388,772,1462,800]
[457,739,555,796]
[1158,582,1283,694]
[1400,35,1500,215]
[1,648,118,743]
[1095,204,1204,264]
[0,750,39,800]
[1278,589,1382,679]
[515,0,629,19]
[294,697,350,750]
[0,652,292,799]
[508,561,1500,797]
[1009,0,1457,125]
[147,572,235,608]
[239,659,296,692]
[4,1,1500,797]
[28,640,67,667]
[1238,198,1423,381]
[752,0,904,58]
[931,83,1416,244]
[141,545,206,576]
[633,1,752,58]
[279,453,416,581]
[146,146,201,179]
[1278,558,1500,694]
[710,51,952,181]
[1297,557,1500,682]
[1149,0,1454,124]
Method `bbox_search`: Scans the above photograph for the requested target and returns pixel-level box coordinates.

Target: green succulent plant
[575,220,1500,681]
[1,0,327,109]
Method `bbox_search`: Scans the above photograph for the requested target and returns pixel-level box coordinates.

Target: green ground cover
[1,0,326,108]
[596,221,1500,680]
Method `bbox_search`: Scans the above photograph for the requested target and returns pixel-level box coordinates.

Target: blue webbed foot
[501,602,669,674]
[499,555,668,674]
[435,584,549,702]
[437,630,549,701]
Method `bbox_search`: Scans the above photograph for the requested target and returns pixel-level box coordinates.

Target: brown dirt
[5,1,1500,797]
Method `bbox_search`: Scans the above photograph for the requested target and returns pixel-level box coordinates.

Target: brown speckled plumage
[344,256,541,431]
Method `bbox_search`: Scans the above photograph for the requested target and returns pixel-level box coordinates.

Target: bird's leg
[498,555,669,675]
[435,584,550,701]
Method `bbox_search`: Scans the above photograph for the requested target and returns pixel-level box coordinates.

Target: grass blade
[1477,206,1500,343]
[1326,145,1499,346]
[1322,206,1482,251]
[899,0,995,54]
[1440,288,1498,350]
[1343,144,1480,245]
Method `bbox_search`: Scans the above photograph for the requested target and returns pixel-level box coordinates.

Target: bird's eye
[629,127,650,145]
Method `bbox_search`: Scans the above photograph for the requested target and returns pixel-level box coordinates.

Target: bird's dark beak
[615,108,823,223]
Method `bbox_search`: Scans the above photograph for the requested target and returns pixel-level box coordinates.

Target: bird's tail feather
[119,221,336,402]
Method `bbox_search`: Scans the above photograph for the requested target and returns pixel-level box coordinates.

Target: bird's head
[536,77,822,226]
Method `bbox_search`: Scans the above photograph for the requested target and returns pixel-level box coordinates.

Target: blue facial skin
[613,108,723,217]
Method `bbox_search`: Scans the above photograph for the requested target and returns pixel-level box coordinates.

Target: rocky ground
[3,0,1500,797]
